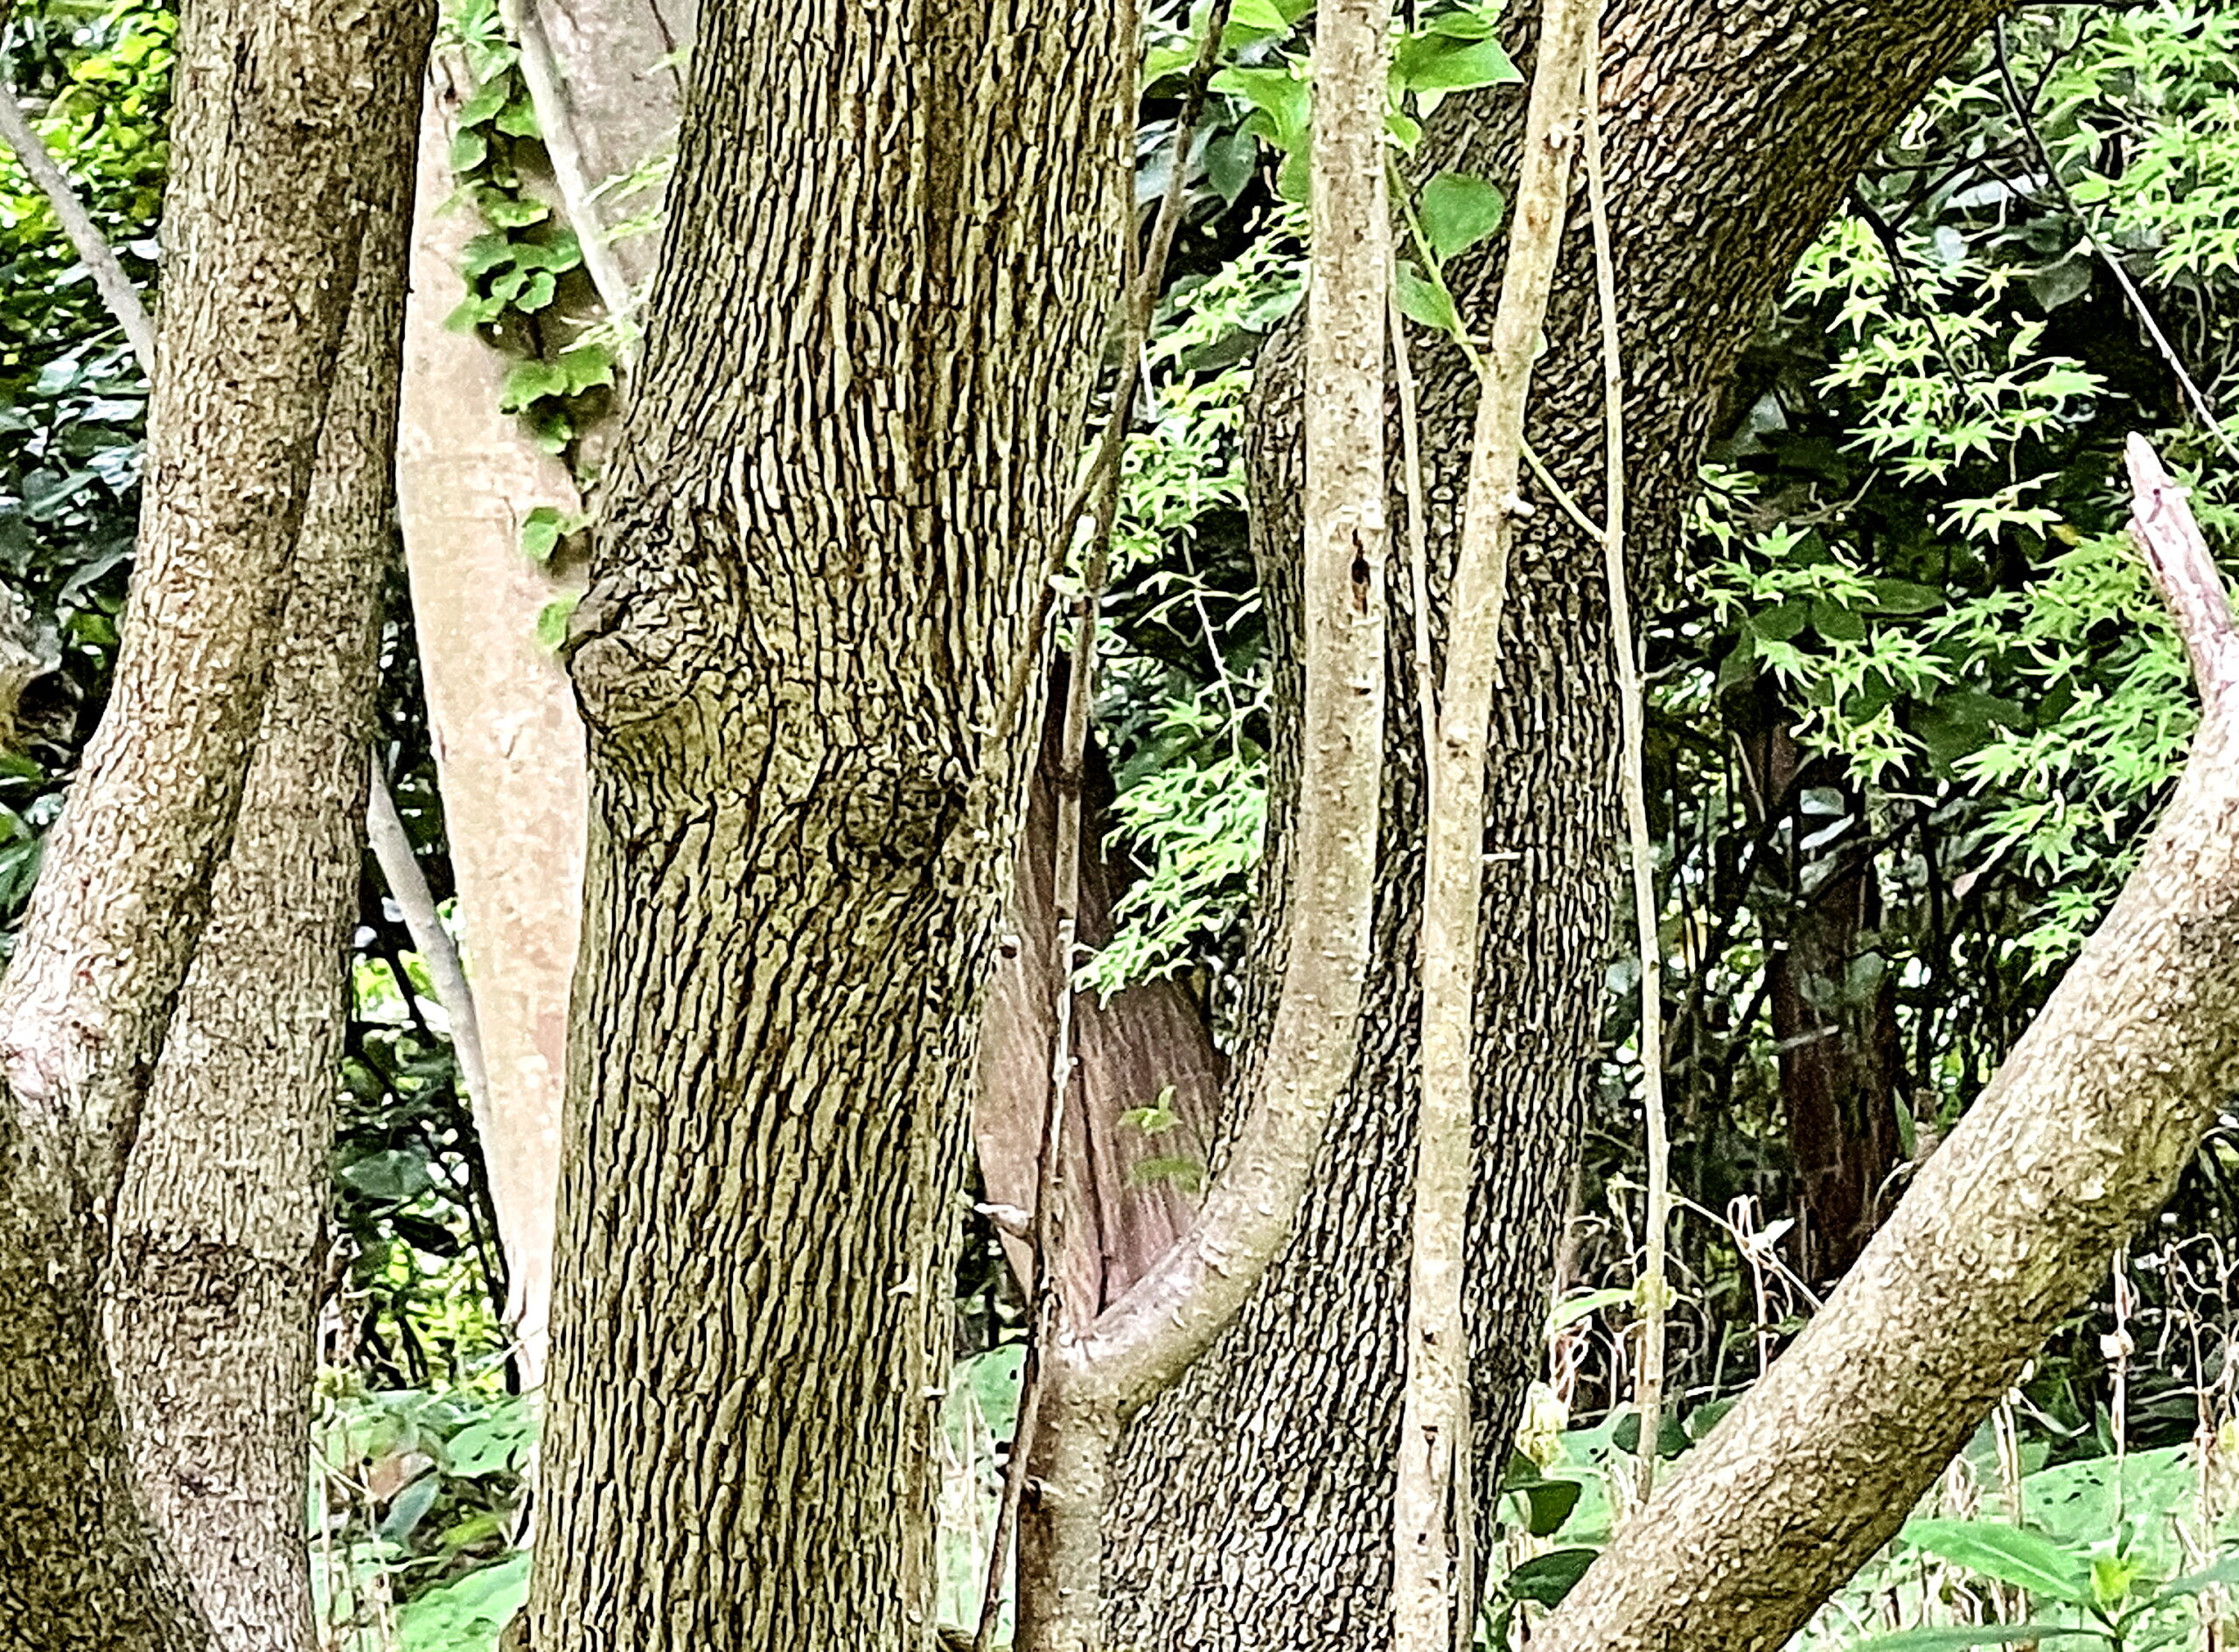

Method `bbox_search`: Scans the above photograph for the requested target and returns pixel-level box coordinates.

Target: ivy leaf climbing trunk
[100,22,428,1647]
[394,50,596,1384]
[520,2,1131,1646]
[0,3,429,1645]
[1104,1,2009,1644]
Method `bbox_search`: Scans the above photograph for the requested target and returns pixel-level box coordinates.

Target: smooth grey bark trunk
[520,2,1131,1646]
[100,24,427,1647]
[394,0,687,1376]
[0,3,429,1647]
[1104,2,2009,1643]
[395,49,591,1384]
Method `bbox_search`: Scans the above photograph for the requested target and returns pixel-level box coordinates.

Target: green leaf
[1393,33,1523,95]
[1866,578,1946,614]
[1227,0,1290,31]
[520,505,566,565]
[449,127,488,174]
[535,592,581,650]
[555,341,617,394]
[494,97,540,138]
[1419,171,1506,262]
[379,1471,440,1544]
[1514,1476,1582,1537]
[1205,129,1258,205]
[337,1148,435,1202]
[1393,260,1459,334]
[1548,1286,1632,1331]
[1502,1548,1597,1607]
[498,358,569,413]
[514,269,558,311]
[1901,1521,2096,1607]
[1127,1154,1206,1194]
[1211,67,1308,152]
[457,78,507,128]
[478,194,551,229]
[2156,1551,2239,1600]
[396,1552,530,1652]
[1810,598,1866,643]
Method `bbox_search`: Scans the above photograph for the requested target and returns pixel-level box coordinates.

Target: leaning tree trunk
[520,2,1130,1647]
[394,49,593,1384]
[0,3,424,1647]
[101,27,426,1647]
[1105,1,2008,1643]
[1534,436,2239,1650]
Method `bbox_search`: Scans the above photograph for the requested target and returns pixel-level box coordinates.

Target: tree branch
[2126,434,2239,703]
[1533,434,2239,1652]
[0,67,157,376]
[1396,1,1597,1642]
[365,760,498,1156]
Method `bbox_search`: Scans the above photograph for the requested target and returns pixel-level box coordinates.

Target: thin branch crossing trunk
[1394,3,1595,1644]
[1012,5,1390,1645]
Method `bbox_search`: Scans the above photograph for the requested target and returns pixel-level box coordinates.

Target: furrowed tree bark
[0,3,422,1646]
[1106,2,2011,1644]
[1534,434,2239,1650]
[520,1,1130,1646]
[101,22,427,1647]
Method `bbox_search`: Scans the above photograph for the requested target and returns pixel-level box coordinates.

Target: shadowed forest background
[6,0,2239,1648]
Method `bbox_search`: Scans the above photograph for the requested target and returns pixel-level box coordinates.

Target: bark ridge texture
[525,3,1131,1647]
[0,2,430,1646]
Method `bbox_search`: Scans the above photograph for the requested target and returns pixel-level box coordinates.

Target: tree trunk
[1534,433,2239,1652]
[1741,714,1905,1281]
[100,28,426,1647]
[0,3,426,1645]
[975,687,1220,1320]
[506,0,688,310]
[1105,1,2007,1643]
[394,50,592,1383]
[520,3,1130,1646]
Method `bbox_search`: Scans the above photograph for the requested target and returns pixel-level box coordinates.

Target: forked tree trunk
[520,2,1130,1646]
[101,31,426,1647]
[1536,436,2239,1650]
[0,3,427,1645]
[1105,0,2006,1642]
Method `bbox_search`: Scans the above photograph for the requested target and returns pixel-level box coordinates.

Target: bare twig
[1001,0,1388,1642]
[2127,435,2239,699]
[1582,18,1669,1506]
[974,10,1237,1646]
[365,760,498,1161]
[0,70,157,375]
[1391,264,1439,769]
[499,0,639,352]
